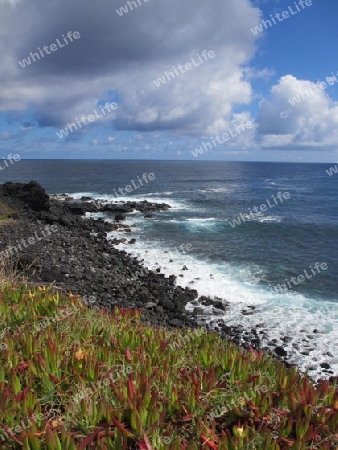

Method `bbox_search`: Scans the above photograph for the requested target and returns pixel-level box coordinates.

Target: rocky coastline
[0,181,335,381]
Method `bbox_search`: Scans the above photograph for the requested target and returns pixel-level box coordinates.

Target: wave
[143,191,174,196]
[198,187,229,193]
[65,191,185,210]
[108,229,338,379]
[252,215,283,223]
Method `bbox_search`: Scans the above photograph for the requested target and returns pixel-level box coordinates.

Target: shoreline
[0,181,336,382]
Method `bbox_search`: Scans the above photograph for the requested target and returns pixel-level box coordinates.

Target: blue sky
[0,0,337,161]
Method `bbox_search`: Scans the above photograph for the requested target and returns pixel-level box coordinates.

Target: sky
[0,0,337,161]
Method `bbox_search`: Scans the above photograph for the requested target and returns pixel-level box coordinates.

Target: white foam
[225,214,283,225]
[186,218,217,222]
[199,298,338,380]
[108,227,338,379]
[143,191,174,196]
[252,215,283,223]
[184,218,220,229]
[109,232,269,306]
[198,187,229,193]
[65,191,185,211]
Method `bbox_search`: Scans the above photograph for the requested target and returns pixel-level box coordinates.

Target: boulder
[115,213,126,222]
[274,346,287,357]
[64,201,87,215]
[4,181,49,212]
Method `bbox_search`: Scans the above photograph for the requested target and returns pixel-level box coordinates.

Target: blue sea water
[2,160,337,377]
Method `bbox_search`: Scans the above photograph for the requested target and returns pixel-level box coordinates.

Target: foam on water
[198,187,229,193]
[143,191,174,196]
[81,191,338,380]
[66,191,186,211]
[107,221,338,380]
[251,215,283,223]
[110,229,266,306]
[184,217,222,230]
[225,214,283,225]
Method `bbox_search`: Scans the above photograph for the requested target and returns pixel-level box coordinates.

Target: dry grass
[0,200,14,222]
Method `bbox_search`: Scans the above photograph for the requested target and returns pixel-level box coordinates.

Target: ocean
[2,160,337,378]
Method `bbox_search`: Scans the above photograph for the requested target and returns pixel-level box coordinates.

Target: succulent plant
[0,283,337,449]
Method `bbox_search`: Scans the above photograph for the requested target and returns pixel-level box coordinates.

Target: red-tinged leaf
[181,414,194,422]
[45,427,56,449]
[138,431,153,450]
[127,378,134,400]
[111,383,125,401]
[201,434,218,449]
[37,353,46,367]
[49,374,61,383]
[17,362,29,373]
[111,335,118,345]
[272,408,289,416]
[246,375,259,382]
[111,417,134,438]
[1,425,23,446]
[277,436,295,447]
[159,408,166,423]
[191,373,198,388]
[125,349,132,362]
[78,430,100,449]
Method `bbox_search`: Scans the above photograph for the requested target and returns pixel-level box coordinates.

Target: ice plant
[0,283,336,448]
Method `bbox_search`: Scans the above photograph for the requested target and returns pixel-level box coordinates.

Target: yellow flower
[75,348,86,361]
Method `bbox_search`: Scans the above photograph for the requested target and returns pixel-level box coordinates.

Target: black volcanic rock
[274,346,287,357]
[3,181,49,212]
[0,184,197,331]
[115,213,126,222]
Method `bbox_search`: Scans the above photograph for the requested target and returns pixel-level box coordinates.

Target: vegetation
[0,201,13,223]
[0,283,337,449]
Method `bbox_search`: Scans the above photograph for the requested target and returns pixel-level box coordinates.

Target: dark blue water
[2,160,337,302]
